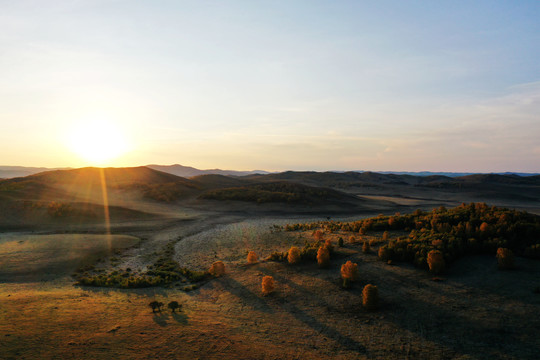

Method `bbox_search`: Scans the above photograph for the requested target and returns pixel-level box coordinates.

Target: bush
[338,237,344,247]
[362,284,379,311]
[313,229,324,241]
[288,246,301,264]
[209,261,226,277]
[349,235,356,244]
[262,276,275,295]
[427,250,445,274]
[247,251,258,264]
[496,247,514,270]
[317,246,330,268]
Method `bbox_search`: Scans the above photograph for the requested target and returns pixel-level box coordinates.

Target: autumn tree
[427,250,445,274]
[287,246,301,264]
[317,246,330,268]
[340,260,358,288]
[362,284,379,311]
[262,276,275,295]
[209,261,226,277]
[247,251,258,264]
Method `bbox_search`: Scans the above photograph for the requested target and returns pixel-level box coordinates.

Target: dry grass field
[1,222,540,359]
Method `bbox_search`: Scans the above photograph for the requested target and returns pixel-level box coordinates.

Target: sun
[66,119,130,165]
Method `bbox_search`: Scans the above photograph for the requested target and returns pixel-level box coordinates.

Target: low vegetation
[75,239,207,288]
[285,203,540,272]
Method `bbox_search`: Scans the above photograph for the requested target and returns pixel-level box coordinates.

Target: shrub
[382,231,389,241]
[288,246,301,264]
[267,251,287,262]
[262,275,275,295]
[427,250,445,274]
[209,261,226,277]
[362,241,370,254]
[349,235,356,244]
[338,237,344,247]
[341,261,358,288]
[317,246,330,268]
[496,247,514,270]
[378,246,391,261]
[247,251,258,264]
[362,284,379,311]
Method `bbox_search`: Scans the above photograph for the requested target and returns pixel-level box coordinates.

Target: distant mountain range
[0,165,537,180]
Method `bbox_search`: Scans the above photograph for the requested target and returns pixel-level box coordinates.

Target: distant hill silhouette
[0,166,70,179]
[147,164,269,178]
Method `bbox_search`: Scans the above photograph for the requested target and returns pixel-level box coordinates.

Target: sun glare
[67,119,129,165]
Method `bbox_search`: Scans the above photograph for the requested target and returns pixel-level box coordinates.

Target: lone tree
[168,301,181,313]
[149,301,162,313]
[247,251,258,264]
[262,275,275,296]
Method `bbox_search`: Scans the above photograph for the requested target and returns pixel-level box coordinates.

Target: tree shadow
[259,268,365,353]
[152,312,169,327]
[171,311,188,325]
[372,262,540,359]
[220,277,275,314]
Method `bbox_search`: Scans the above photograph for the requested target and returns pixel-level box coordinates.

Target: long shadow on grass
[375,263,540,359]
[259,268,365,354]
[151,310,189,327]
[172,311,188,324]
[219,277,275,314]
[153,312,168,327]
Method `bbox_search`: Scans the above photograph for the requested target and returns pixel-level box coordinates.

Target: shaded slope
[198,181,360,205]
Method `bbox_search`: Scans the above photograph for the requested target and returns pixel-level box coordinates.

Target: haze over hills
[2,164,538,180]
[147,164,270,178]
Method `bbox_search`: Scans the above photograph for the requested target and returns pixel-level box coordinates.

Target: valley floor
[1,212,540,359]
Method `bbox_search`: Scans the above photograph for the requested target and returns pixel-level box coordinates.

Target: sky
[1,0,539,172]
